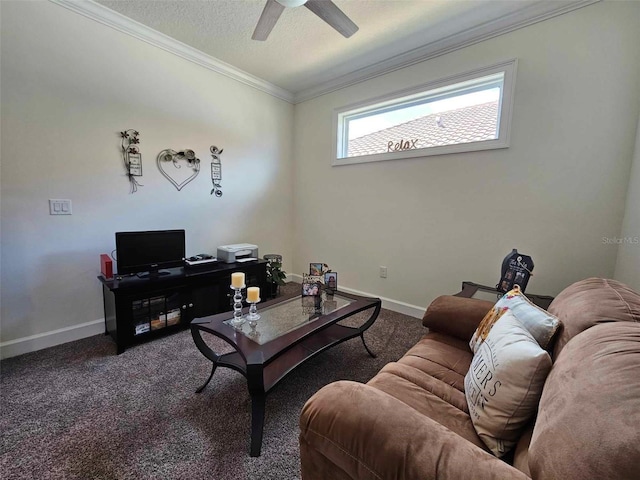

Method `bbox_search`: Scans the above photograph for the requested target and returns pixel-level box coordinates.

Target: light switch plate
[49,199,72,215]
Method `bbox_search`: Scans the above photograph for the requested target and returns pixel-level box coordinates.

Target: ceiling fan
[252,0,359,41]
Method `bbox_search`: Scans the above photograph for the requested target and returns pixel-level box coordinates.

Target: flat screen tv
[115,229,185,277]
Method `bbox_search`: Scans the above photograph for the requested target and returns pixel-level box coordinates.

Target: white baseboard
[0,279,424,360]
[0,319,104,360]
[288,274,425,319]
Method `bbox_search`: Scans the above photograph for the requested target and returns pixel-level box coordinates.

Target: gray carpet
[0,284,425,480]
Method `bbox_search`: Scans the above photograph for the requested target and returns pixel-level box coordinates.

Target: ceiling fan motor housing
[254,0,358,41]
[276,0,307,7]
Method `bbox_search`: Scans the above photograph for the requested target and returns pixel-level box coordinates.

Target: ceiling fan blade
[304,0,359,38]
[252,0,286,41]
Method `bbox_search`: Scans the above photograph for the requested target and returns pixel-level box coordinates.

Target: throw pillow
[469,286,560,353]
[465,311,552,457]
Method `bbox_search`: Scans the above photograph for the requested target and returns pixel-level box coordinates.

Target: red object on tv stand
[100,254,113,279]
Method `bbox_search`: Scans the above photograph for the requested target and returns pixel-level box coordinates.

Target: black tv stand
[99,260,268,354]
[137,269,171,279]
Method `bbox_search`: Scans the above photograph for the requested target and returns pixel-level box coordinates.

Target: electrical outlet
[380,266,387,278]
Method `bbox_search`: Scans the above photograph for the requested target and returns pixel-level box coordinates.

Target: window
[333,59,517,166]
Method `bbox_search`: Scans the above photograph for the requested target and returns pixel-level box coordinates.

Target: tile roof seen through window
[348,101,499,157]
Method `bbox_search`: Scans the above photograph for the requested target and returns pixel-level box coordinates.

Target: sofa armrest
[422,295,494,342]
[300,381,529,480]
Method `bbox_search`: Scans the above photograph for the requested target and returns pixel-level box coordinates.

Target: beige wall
[614,114,640,290]
[2,0,639,357]
[292,0,640,310]
[0,1,294,347]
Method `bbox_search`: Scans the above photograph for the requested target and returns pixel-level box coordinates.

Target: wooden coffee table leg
[195,364,218,393]
[191,325,220,393]
[360,333,377,358]
[358,302,381,358]
[250,393,266,457]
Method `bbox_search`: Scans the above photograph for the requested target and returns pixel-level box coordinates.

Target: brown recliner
[299,278,640,479]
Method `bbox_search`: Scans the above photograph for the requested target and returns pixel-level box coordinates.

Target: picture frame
[127,150,143,176]
[302,274,321,296]
[305,275,323,284]
[324,272,337,293]
[309,263,323,276]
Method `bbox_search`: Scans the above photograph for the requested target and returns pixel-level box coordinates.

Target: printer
[217,243,259,263]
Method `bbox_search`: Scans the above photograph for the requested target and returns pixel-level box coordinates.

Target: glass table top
[224,292,354,345]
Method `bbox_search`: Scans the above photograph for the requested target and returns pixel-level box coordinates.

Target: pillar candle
[247,287,260,303]
[231,272,245,288]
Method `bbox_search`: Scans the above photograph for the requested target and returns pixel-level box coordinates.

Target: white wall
[2,1,638,359]
[0,1,294,355]
[614,114,640,290]
[292,0,640,311]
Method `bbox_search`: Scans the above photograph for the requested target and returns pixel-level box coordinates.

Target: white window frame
[333,59,518,166]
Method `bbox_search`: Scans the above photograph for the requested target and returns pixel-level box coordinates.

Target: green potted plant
[264,255,287,298]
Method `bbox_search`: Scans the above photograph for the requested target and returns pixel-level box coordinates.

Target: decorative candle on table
[231,272,245,289]
[230,272,246,328]
[246,286,261,328]
[247,287,260,303]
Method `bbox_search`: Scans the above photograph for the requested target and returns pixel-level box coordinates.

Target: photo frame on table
[309,263,323,276]
[302,274,322,296]
[324,272,337,294]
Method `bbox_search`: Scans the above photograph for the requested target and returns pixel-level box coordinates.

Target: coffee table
[190,290,381,456]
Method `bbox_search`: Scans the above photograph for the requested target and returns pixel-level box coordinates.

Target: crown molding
[49,0,599,105]
[293,0,600,103]
[49,0,296,104]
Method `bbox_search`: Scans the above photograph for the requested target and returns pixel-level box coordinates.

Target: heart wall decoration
[156,149,200,191]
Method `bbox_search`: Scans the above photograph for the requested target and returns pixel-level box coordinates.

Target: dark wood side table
[455,281,554,310]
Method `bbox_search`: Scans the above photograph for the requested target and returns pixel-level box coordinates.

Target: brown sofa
[299,278,640,479]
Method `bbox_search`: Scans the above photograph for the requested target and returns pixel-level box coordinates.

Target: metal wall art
[210,145,223,197]
[120,129,143,193]
[156,148,200,191]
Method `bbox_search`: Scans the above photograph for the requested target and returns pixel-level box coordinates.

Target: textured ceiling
[93,0,577,96]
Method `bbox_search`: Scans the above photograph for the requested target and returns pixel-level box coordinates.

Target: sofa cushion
[529,321,640,480]
[368,363,487,451]
[465,311,552,457]
[469,286,560,353]
[401,331,473,392]
[366,332,486,450]
[300,381,530,480]
[548,277,640,359]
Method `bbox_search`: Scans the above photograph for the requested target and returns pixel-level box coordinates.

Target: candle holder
[245,286,261,328]
[247,298,261,328]
[230,285,246,328]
